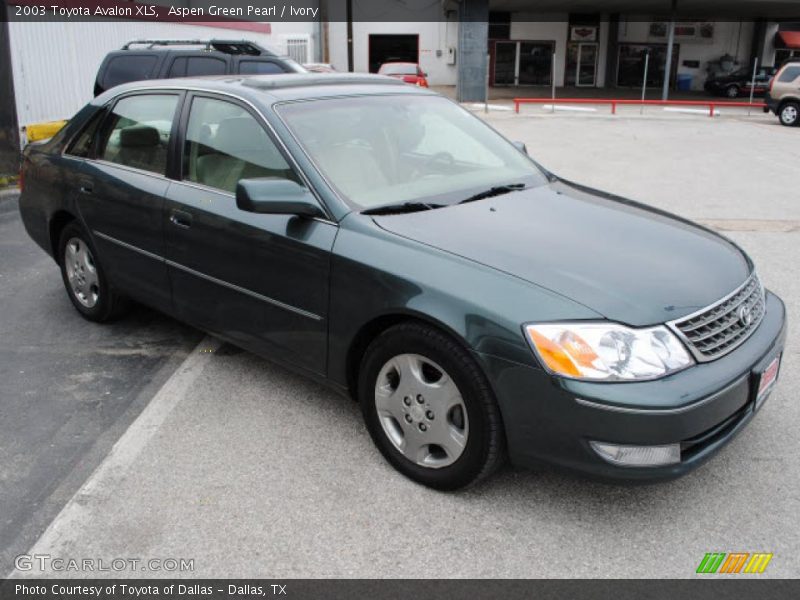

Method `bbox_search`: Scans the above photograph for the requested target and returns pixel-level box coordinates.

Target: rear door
[76,91,182,312]
[163,93,337,374]
[164,54,230,78]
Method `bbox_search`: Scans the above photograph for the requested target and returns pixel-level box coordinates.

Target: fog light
[590,441,680,467]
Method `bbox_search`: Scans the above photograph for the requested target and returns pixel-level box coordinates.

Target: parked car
[703,66,776,98]
[764,59,800,126]
[93,39,307,96]
[19,74,785,490]
[378,62,428,87]
[303,62,337,73]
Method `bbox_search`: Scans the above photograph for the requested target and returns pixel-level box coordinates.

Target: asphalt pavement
[0,195,201,572]
[4,111,799,578]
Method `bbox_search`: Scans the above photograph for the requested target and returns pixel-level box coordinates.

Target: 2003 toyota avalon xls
[19,74,786,490]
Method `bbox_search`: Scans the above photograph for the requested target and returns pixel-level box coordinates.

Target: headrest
[214,117,266,152]
[119,126,160,148]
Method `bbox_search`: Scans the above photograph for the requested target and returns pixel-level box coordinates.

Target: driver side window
[183,97,299,194]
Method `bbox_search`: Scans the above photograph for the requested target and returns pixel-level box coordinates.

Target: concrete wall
[325,0,458,85]
[617,19,755,90]
[761,22,780,66]
[339,21,458,85]
[457,0,489,102]
[7,20,316,129]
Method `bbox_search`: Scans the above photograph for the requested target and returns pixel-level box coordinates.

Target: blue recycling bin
[677,73,693,91]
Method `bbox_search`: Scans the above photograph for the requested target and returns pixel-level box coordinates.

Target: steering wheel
[411,151,455,178]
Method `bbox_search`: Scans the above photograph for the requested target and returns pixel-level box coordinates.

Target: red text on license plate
[757,356,780,403]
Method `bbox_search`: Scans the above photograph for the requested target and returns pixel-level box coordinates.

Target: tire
[726,85,740,98]
[778,101,799,127]
[358,322,506,490]
[58,222,130,322]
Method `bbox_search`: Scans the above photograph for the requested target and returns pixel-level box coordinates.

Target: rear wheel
[779,101,799,126]
[726,85,740,98]
[358,322,506,490]
[58,222,129,322]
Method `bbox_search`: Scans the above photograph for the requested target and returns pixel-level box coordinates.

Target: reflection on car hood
[372,181,752,326]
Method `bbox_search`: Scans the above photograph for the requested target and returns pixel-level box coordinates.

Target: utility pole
[662,0,677,101]
[346,0,354,72]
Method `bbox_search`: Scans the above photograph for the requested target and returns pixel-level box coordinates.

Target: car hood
[372,180,752,326]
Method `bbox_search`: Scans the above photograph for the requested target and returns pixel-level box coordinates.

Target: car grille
[670,274,765,362]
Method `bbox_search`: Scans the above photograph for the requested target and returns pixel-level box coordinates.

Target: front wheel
[58,222,129,322]
[358,322,506,490]
[726,85,740,98]
[779,102,799,126]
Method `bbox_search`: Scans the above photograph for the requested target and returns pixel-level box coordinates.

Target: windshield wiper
[459,183,527,204]
[362,202,445,216]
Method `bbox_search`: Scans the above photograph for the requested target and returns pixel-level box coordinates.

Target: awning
[777,31,800,49]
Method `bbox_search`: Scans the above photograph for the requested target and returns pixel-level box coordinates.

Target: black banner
[3,0,800,23]
[2,580,800,600]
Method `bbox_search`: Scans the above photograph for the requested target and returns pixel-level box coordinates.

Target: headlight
[524,322,694,381]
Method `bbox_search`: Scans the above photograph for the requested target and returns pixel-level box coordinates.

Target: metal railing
[514,98,767,117]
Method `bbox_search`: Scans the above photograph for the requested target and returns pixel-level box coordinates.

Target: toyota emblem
[738,305,753,328]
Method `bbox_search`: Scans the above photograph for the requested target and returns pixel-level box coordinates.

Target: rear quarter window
[238,60,285,75]
[778,66,800,82]
[102,55,158,90]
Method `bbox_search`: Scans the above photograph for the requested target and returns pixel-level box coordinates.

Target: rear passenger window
[778,66,800,82]
[102,55,158,90]
[238,61,285,75]
[168,57,227,78]
[183,96,299,194]
[98,95,179,175]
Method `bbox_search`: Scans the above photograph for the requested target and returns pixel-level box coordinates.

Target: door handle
[169,209,193,229]
[78,180,94,194]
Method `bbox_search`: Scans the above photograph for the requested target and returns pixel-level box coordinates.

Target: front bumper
[478,291,787,482]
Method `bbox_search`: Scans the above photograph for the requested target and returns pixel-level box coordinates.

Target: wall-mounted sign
[570,26,598,42]
[649,22,715,43]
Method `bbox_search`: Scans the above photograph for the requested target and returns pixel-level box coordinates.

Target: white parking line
[663,107,720,116]
[8,335,219,578]
[542,104,598,112]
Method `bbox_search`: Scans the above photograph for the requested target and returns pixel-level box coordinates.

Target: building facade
[329,14,798,95]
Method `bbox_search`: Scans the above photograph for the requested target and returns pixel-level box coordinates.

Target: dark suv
[703,66,776,98]
[93,39,306,96]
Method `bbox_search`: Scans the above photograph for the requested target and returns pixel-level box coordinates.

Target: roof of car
[94,73,433,106]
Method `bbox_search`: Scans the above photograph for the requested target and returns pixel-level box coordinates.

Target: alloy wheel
[64,237,99,308]
[374,353,469,468]
[781,104,798,125]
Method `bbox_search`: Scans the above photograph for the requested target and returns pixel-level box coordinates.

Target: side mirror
[513,141,528,155]
[236,178,325,218]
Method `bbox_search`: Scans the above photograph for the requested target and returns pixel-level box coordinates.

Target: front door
[77,92,181,312]
[163,93,336,375]
[576,43,598,87]
[493,41,517,85]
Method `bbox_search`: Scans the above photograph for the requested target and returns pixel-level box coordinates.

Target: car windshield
[380,64,418,75]
[276,95,548,210]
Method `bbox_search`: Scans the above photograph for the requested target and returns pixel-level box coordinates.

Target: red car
[378,62,428,87]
